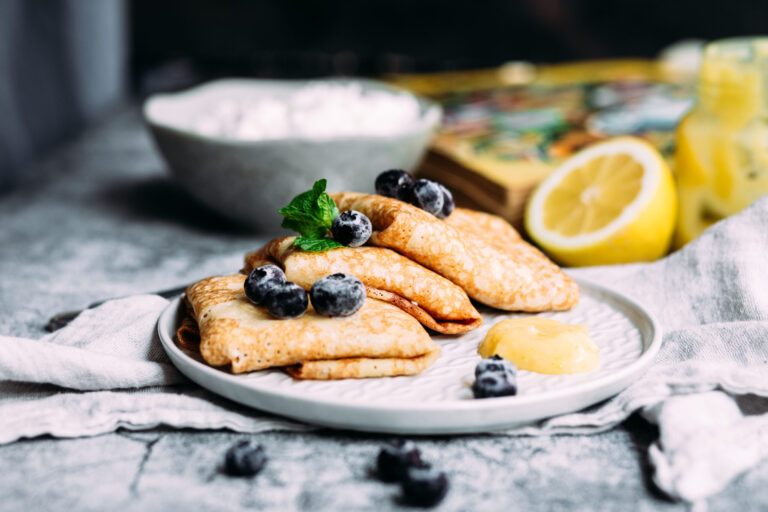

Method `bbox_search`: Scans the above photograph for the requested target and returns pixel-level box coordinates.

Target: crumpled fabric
[3,196,768,506]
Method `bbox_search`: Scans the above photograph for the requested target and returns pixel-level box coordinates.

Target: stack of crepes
[177,192,579,379]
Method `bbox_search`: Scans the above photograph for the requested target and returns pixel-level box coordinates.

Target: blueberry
[472,371,517,399]
[410,179,444,216]
[401,466,449,507]
[310,273,366,317]
[375,169,414,201]
[331,210,372,247]
[474,355,517,379]
[245,265,286,305]
[376,440,428,482]
[264,282,308,319]
[435,184,455,219]
[224,441,267,476]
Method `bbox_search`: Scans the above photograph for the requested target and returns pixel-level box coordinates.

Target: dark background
[131,0,768,88]
[3,0,768,191]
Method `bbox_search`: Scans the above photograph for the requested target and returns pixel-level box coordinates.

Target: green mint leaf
[280,218,327,239]
[278,179,340,239]
[317,192,340,228]
[278,179,326,217]
[293,237,344,252]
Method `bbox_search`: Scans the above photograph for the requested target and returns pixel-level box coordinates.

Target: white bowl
[143,78,441,232]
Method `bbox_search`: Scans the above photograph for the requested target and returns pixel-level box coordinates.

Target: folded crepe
[244,237,482,334]
[180,274,440,379]
[331,192,579,311]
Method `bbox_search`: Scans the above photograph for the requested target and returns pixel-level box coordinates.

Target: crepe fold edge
[244,238,482,334]
[363,287,481,334]
[285,348,441,379]
[183,274,440,379]
[330,191,580,312]
[175,297,201,350]
[176,308,440,379]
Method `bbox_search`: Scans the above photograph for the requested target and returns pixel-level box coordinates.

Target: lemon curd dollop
[478,318,600,375]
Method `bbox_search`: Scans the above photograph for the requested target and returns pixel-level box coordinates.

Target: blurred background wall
[0,0,127,192]
[3,0,768,193]
[130,0,768,85]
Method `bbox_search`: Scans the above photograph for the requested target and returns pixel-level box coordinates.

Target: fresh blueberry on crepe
[410,179,444,216]
[472,370,517,399]
[401,466,449,507]
[331,210,372,247]
[375,169,414,202]
[224,441,267,476]
[436,184,455,219]
[244,265,286,304]
[376,440,428,482]
[474,354,517,379]
[264,282,308,319]
[310,273,366,317]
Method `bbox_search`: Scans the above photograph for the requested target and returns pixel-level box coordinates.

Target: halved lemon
[525,137,677,266]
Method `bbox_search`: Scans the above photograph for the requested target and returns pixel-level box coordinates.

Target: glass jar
[675,37,768,246]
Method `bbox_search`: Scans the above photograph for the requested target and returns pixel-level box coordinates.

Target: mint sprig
[278,179,344,252]
[293,237,343,252]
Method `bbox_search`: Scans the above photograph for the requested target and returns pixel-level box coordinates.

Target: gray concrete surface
[0,108,765,511]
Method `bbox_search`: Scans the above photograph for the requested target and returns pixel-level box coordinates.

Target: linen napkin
[642,391,768,503]
[2,197,768,505]
[0,296,312,443]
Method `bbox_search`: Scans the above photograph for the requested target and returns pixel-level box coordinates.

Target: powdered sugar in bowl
[143,79,441,231]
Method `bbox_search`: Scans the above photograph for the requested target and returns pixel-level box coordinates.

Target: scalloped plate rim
[157,279,660,433]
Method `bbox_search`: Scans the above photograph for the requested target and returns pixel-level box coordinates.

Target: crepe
[331,192,579,311]
[244,237,482,334]
[181,274,440,379]
[176,311,200,351]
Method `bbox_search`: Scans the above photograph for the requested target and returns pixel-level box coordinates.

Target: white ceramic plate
[157,279,660,434]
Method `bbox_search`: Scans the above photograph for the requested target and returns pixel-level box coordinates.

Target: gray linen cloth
[2,197,768,505]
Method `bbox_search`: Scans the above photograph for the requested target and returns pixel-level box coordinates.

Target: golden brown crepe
[331,192,579,311]
[244,237,482,334]
[182,274,440,379]
[176,311,200,351]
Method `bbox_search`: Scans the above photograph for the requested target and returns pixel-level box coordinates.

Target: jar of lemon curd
[675,37,768,246]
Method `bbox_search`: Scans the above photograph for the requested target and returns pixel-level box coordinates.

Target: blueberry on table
[245,265,286,305]
[410,179,444,217]
[376,440,427,482]
[224,441,267,476]
[310,273,366,317]
[264,282,308,319]
[375,169,414,202]
[401,466,449,507]
[472,371,517,399]
[436,184,455,219]
[474,354,517,379]
[331,210,372,247]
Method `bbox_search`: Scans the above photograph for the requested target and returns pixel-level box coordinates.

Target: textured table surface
[1,108,765,511]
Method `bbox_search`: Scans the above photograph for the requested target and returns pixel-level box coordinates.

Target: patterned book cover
[391,60,694,227]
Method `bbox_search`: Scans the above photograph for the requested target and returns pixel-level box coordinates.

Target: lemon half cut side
[525,137,677,266]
